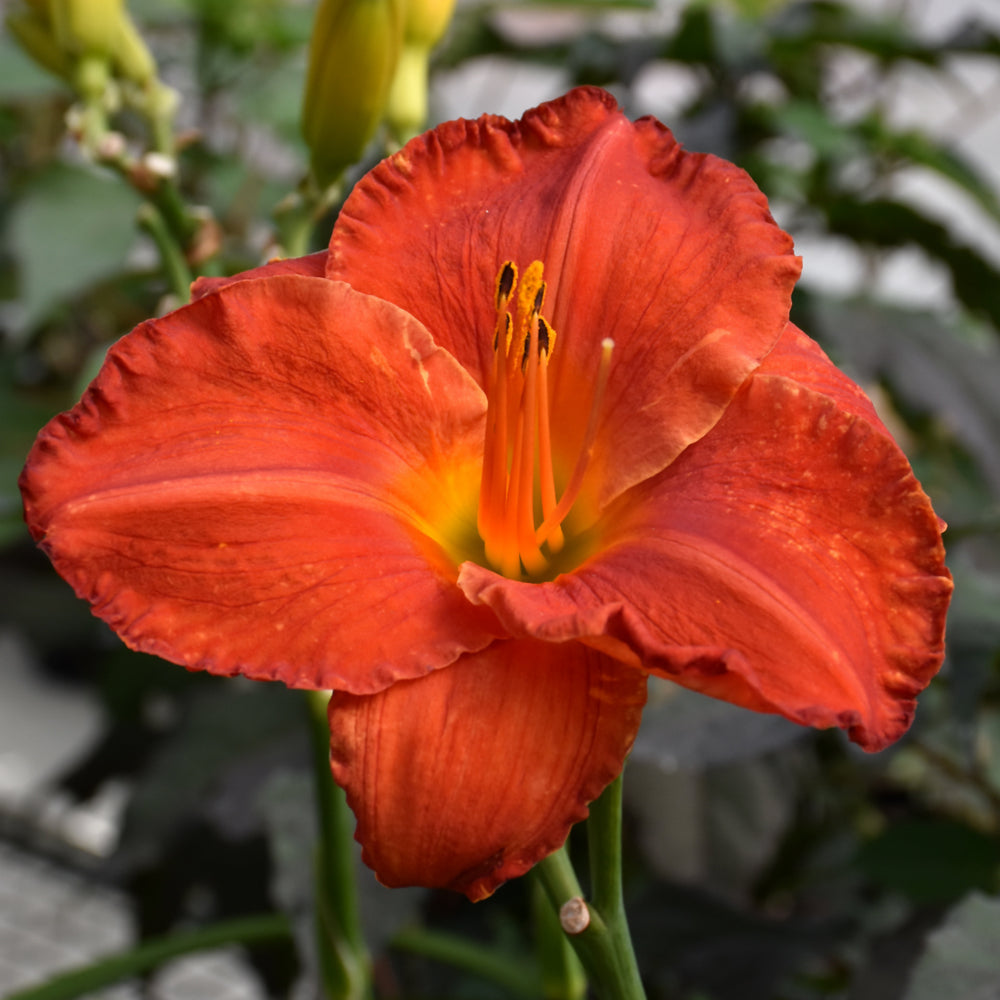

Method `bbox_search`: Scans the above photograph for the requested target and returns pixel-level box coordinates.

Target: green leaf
[663,5,717,64]
[820,198,1000,331]
[857,116,1000,224]
[5,914,291,1000]
[771,1,941,66]
[764,100,864,160]
[7,164,141,340]
[903,893,1000,1000]
[753,103,1000,232]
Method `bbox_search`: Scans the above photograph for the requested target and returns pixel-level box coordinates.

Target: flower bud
[49,0,125,57]
[402,0,456,49]
[301,0,404,188]
[385,0,456,144]
[110,11,156,84]
[5,6,74,81]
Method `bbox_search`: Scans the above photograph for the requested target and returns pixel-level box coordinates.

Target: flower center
[476,260,613,579]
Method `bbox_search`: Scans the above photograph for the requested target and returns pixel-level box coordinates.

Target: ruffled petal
[190,251,329,300]
[328,639,646,901]
[21,275,501,694]
[328,86,801,508]
[459,326,952,750]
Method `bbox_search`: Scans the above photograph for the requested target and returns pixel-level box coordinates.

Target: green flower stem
[152,178,202,253]
[588,772,627,917]
[145,80,179,158]
[532,875,587,1000]
[5,914,291,1000]
[306,690,372,1000]
[72,54,111,149]
[136,201,192,303]
[536,840,585,904]
[273,178,342,259]
[125,85,213,273]
[535,776,646,1000]
[70,52,207,276]
[273,194,317,259]
[586,774,646,997]
[392,926,543,998]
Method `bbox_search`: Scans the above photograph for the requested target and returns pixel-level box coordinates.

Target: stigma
[476,260,613,579]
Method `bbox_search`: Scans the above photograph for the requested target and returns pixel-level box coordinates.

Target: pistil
[476,260,613,579]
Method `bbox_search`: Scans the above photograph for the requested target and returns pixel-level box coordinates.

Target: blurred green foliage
[2,0,1000,998]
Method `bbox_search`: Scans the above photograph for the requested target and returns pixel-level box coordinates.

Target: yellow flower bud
[301,0,404,189]
[49,0,125,56]
[385,0,456,145]
[6,6,74,81]
[402,0,455,49]
[110,11,156,84]
[385,44,430,145]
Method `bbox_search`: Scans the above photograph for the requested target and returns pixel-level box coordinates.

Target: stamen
[537,317,551,357]
[514,297,547,576]
[477,263,517,550]
[535,338,614,549]
[477,261,609,578]
[496,261,516,308]
[535,317,563,553]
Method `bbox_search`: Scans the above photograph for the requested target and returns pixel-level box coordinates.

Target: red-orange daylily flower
[20,88,952,901]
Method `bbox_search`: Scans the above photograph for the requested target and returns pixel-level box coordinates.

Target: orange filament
[477,260,613,579]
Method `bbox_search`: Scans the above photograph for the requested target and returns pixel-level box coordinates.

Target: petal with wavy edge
[21,275,502,694]
[328,639,646,900]
[328,86,802,511]
[190,250,330,300]
[458,326,951,750]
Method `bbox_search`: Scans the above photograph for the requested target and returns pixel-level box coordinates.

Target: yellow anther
[517,261,545,322]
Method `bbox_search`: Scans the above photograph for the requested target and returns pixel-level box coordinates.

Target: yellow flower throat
[476,260,613,579]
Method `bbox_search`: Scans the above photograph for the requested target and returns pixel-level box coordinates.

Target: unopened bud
[6,7,74,81]
[403,0,456,49]
[96,130,127,162]
[301,0,404,188]
[50,0,125,57]
[110,12,156,84]
[385,0,456,144]
[142,151,176,179]
[385,45,429,145]
[128,150,176,191]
